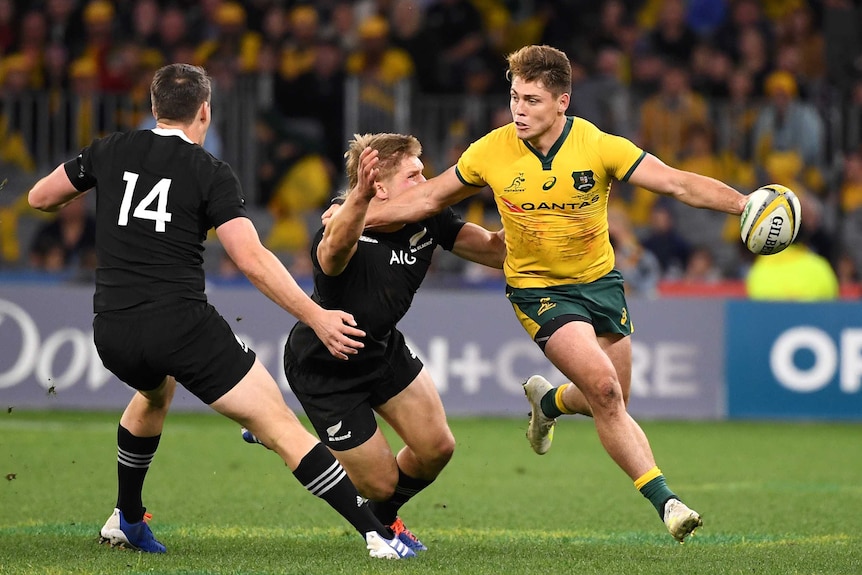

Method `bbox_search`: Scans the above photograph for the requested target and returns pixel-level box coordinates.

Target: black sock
[368,468,434,525]
[116,425,160,524]
[293,443,389,537]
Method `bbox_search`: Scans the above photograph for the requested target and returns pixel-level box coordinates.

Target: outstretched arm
[364,165,479,228]
[28,164,88,212]
[317,147,378,276]
[217,217,365,360]
[451,224,506,269]
[628,154,748,215]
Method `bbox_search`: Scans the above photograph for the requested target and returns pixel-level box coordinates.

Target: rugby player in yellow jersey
[361,44,750,543]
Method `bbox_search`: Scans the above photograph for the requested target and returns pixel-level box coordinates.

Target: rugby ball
[739,184,801,255]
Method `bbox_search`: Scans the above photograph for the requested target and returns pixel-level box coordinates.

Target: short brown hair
[506,45,572,97]
[342,133,422,196]
[150,63,212,124]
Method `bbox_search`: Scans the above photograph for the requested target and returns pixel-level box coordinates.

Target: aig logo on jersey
[390,250,417,265]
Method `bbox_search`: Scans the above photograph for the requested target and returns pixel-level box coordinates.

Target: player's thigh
[375,368,454,460]
[544,320,620,401]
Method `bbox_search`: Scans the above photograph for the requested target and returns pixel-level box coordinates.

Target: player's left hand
[308,308,365,360]
[321,202,340,227]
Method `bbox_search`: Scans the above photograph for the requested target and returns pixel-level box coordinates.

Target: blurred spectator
[647,0,698,65]
[127,0,161,50]
[778,3,826,89]
[735,26,772,96]
[390,0,438,94]
[839,148,862,214]
[275,39,346,171]
[689,41,733,99]
[798,192,836,264]
[78,1,119,89]
[745,242,839,301]
[326,2,359,53]
[640,201,692,279]
[628,45,666,107]
[638,61,709,165]
[681,245,723,284]
[570,44,635,140]
[0,52,37,174]
[156,4,191,63]
[46,0,83,51]
[592,0,634,51]
[254,109,331,255]
[193,2,262,75]
[256,3,288,77]
[835,251,860,290]
[715,0,774,66]
[0,0,16,55]
[752,70,825,194]
[278,5,320,83]
[422,0,486,93]
[345,15,414,132]
[17,11,49,89]
[608,201,661,297]
[822,0,861,101]
[685,0,727,38]
[66,57,103,151]
[29,195,96,273]
[715,68,760,183]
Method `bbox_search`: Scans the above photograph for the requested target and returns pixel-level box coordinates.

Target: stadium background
[0,0,859,420]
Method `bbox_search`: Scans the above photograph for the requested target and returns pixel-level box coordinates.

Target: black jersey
[287,208,466,365]
[64,129,247,312]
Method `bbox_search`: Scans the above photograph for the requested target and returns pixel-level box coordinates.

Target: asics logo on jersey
[542,176,557,190]
[504,173,526,193]
[537,298,556,316]
[326,421,353,442]
[620,307,628,326]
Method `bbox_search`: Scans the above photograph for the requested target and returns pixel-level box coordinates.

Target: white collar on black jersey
[151,128,195,145]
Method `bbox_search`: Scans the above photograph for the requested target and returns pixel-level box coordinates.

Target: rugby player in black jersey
[27,64,416,559]
[244,133,506,551]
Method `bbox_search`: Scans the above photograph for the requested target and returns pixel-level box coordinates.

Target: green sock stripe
[639,475,677,517]
[540,388,564,418]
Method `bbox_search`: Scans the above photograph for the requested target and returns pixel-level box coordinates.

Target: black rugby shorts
[285,329,423,451]
[93,299,256,404]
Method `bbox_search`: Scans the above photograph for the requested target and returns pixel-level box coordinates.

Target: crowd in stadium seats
[0,0,860,297]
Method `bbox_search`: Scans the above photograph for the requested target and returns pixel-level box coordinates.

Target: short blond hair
[342,133,422,197]
[506,45,572,97]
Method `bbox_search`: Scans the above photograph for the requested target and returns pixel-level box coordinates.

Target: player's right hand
[356,146,379,201]
[309,308,365,360]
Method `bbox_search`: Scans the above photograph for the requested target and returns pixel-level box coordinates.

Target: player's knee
[359,475,397,501]
[416,429,455,470]
[435,431,456,463]
[585,376,624,414]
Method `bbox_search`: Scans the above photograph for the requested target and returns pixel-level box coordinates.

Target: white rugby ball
[739,184,802,255]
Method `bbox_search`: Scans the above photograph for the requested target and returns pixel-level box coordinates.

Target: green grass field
[1,410,859,575]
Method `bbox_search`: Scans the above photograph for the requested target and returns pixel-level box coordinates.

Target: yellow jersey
[456,117,645,288]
